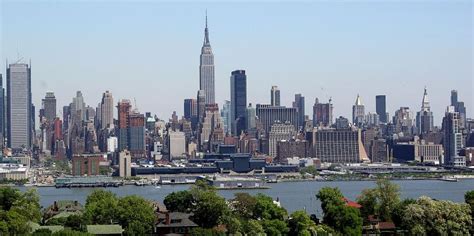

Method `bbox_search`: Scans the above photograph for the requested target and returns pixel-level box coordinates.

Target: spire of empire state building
[199,11,215,105]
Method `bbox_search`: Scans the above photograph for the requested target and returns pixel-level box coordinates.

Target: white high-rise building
[443,106,465,167]
[269,122,296,157]
[169,131,186,159]
[199,13,215,105]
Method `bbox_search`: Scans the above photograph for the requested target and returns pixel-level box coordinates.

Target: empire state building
[199,14,215,105]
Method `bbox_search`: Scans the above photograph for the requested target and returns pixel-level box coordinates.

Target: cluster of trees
[316,179,474,235]
[163,180,331,235]
[0,187,41,235]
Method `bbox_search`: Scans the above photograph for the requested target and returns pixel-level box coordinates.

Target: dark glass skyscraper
[293,94,305,128]
[7,62,33,149]
[230,70,247,135]
[0,74,4,148]
[42,92,57,122]
[376,95,387,123]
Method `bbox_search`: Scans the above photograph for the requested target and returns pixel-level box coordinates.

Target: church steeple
[203,10,210,46]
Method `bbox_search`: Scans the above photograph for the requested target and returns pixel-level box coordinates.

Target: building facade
[375,95,387,123]
[100,91,114,130]
[270,86,280,106]
[313,98,333,127]
[443,106,465,166]
[268,122,296,157]
[199,15,215,105]
[256,104,298,133]
[416,88,434,135]
[7,63,33,149]
[230,70,247,135]
[352,95,365,127]
[312,128,369,163]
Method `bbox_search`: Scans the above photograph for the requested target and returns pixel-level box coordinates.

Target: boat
[439,176,458,182]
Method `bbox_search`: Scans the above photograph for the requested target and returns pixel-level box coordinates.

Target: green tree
[0,187,21,211]
[465,190,474,234]
[84,190,119,224]
[261,219,289,236]
[356,188,378,220]
[65,214,85,231]
[5,210,31,235]
[242,219,265,236]
[288,210,316,236]
[231,192,257,219]
[10,188,41,223]
[316,187,362,235]
[253,194,287,221]
[401,196,472,235]
[376,179,400,221]
[391,198,416,227]
[163,190,194,213]
[117,195,155,235]
[191,189,229,228]
[356,179,400,222]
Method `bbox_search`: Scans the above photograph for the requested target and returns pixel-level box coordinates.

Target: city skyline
[1,1,472,124]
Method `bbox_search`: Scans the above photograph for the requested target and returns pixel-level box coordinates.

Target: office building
[169,131,186,159]
[313,98,333,127]
[0,74,4,148]
[416,88,434,135]
[443,106,465,166]
[128,111,145,158]
[199,104,224,150]
[221,100,231,135]
[117,100,131,151]
[184,98,197,120]
[199,14,215,105]
[312,128,369,163]
[393,107,414,136]
[269,122,296,157]
[256,104,298,133]
[451,90,467,128]
[100,91,114,130]
[197,90,206,121]
[42,92,56,122]
[276,138,309,162]
[72,154,101,176]
[293,94,305,128]
[335,116,350,130]
[270,86,280,106]
[72,91,86,121]
[230,70,247,135]
[392,139,443,164]
[6,62,33,149]
[375,95,387,123]
[246,103,257,130]
[365,112,380,128]
[370,139,389,163]
[352,95,365,127]
[119,150,132,177]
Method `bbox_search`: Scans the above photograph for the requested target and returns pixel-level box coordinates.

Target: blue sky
[1,0,472,124]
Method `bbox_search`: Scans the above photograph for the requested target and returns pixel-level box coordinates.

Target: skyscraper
[197,90,206,121]
[7,62,33,149]
[184,98,197,120]
[292,94,305,128]
[220,100,231,135]
[0,74,5,147]
[450,90,467,128]
[416,88,433,135]
[375,95,387,123]
[117,100,131,151]
[313,98,333,127]
[443,106,465,167]
[352,94,365,127]
[269,122,296,157]
[42,92,56,122]
[393,107,414,136]
[246,103,257,130]
[199,13,215,105]
[230,70,247,135]
[256,104,298,133]
[270,86,280,106]
[100,91,114,130]
[72,91,86,121]
[128,111,145,158]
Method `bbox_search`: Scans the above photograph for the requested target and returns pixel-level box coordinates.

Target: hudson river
[18,179,474,215]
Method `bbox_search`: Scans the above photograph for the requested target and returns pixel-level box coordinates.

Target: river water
[18,179,474,215]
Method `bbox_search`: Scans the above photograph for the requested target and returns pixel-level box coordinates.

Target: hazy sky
[1,1,472,125]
